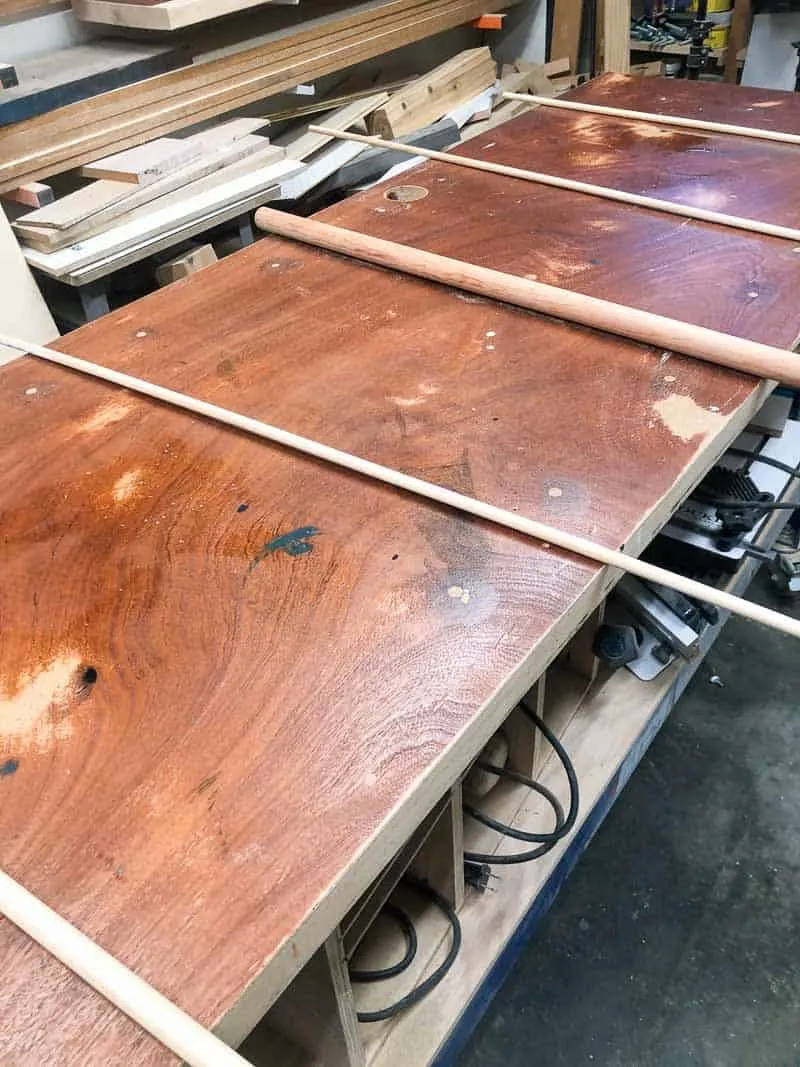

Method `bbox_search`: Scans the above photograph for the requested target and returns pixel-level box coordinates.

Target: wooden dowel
[307,124,800,244]
[0,870,252,1067]
[251,206,800,387]
[502,92,800,147]
[2,330,800,641]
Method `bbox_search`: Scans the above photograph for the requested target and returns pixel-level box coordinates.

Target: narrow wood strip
[0,870,252,1067]
[253,207,800,386]
[2,330,799,640]
[307,124,800,243]
[502,91,800,146]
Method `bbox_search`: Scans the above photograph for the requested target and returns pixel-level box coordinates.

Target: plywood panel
[2,75,800,1065]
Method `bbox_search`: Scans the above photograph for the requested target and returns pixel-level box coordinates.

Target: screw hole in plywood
[384,185,429,203]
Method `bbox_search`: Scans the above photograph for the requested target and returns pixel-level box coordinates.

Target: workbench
[2,73,800,1066]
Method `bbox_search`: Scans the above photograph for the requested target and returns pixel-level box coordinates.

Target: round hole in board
[82,666,98,686]
[384,185,430,203]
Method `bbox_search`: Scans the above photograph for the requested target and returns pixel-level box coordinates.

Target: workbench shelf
[242,465,799,1067]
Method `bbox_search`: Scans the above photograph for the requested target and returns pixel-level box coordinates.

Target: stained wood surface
[3,75,800,1065]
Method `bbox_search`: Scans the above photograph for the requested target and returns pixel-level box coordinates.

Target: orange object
[472,12,504,28]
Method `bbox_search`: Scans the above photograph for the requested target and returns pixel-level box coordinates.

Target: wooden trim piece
[2,330,800,642]
[603,0,631,72]
[550,0,583,73]
[307,123,800,243]
[0,870,252,1067]
[252,208,800,384]
[503,91,800,146]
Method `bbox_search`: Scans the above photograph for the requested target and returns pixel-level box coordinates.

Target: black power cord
[351,879,462,1023]
[464,704,579,866]
[726,447,800,479]
[349,903,418,983]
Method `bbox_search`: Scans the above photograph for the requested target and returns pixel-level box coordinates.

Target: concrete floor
[459,572,800,1067]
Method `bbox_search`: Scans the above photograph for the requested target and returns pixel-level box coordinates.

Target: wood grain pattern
[2,75,800,1065]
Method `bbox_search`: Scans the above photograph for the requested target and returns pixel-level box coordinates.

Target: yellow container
[691,0,732,11]
[704,23,730,47]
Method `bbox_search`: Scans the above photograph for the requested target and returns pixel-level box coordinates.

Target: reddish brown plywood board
[2,75,800,1064]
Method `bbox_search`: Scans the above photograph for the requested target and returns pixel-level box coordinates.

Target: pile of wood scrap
[461,58,580,138]
[0,0,518,191]
[273,50,496,201]
[12,119,292,256]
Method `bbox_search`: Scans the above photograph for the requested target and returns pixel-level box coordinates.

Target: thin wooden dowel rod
[502,91,800,147]
[2,331,800,641]
[251,206,800,387]
[0,870,253,1067]
[308,124,800,244]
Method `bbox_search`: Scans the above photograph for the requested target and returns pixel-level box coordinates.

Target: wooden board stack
[11,119,286,254]
[0,0,521,191]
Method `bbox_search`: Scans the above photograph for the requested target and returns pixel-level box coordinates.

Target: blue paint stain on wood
[0,759,19,777]
[249,526,320,571]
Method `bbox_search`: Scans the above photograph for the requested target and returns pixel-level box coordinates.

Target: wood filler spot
[751,100,782,109]
[81,399,133,434]
[135,330,148,339]
[24,387,38,396]
[389,395,425,408]
[485,331,496,338]
[448,585,471,605]
[112,469,142,503]
[587,219,619,232]
[664,375,676,383]
[653,394,725,442]
[0,655,82,750]
[630,122,677,140]
[548,487,563,498]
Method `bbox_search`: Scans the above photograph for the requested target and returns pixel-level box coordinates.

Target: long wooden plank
[550,0,583,72]
[2,77,799,1065]
[73,0,298,29]
[254,206,800,384]
[0,42,187,128]
[0,0,520,191]
[80,138,202,184]
[603,0,631,71]
[307,124,800,243]
[7,329,800,638]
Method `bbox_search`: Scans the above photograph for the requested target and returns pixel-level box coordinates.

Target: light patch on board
[112,469,142,503]
[81,399,134,435]
[0,655,82,750]
[653,394,725,442]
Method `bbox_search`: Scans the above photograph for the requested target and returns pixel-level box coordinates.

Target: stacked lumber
[0,41,188,127]
[0,0,521,192]
[367,47,497,138]
[12,119,289,255]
